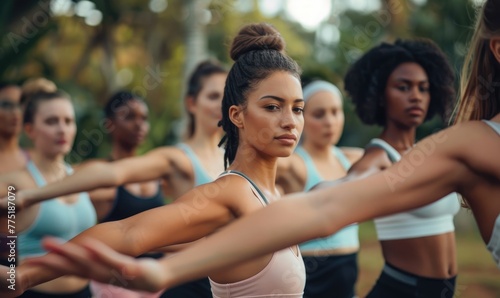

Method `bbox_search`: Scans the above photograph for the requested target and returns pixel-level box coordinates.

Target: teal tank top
[295,146,359,252]
[18,161,97,258]
[177,143,214,186]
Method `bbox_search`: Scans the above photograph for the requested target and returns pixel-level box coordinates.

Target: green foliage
[0,0,479,158]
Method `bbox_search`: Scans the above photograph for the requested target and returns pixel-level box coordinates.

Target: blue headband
[302,80,343,102]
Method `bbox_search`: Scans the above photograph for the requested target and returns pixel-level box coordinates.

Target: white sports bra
[367,138,460,240]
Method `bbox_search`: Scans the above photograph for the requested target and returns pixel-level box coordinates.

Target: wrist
[18,189,31,208]
[16,265,29,291]
[155,258,177,290]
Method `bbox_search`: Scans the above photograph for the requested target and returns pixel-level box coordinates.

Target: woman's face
[0,86,22,137]
[303,91,344,147]
[236,71,304,159]
[188,73,227,134]
[26,98,76,157]
[110,99,149,149]
[384,62,431,128]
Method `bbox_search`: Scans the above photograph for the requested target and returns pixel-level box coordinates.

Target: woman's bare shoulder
[339,146,364,164]
[348,146,392,176]
[0,168,34,191]
[179,174,261,215]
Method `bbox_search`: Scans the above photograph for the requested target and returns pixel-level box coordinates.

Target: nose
[56,121,67,135]
[280,107,298,130]
[134,118,144,128]
[409,86,423,103]
[325,113,337,127]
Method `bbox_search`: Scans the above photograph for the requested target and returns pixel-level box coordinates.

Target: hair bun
[230,23,285,61]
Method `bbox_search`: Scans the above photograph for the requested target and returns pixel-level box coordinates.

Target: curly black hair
[344,39,456,126]
[104,90,145,119]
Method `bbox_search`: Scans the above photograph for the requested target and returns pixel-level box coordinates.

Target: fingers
[29,237,124,284]
[25,253,79,276]
[38,237,143,288]
[26,237,168,292]
[78,238,142,279]
[74,238,167,292]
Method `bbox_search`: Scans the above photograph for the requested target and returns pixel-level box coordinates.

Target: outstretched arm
[19,147,178,208]
[35,122,500,291]
[15,178,236,292]
[27,126,473,291]
[158,138,465,286]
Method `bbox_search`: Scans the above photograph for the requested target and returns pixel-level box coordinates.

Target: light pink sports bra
[209,171,305,298]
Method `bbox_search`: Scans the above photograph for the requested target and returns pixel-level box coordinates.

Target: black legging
[366,263,456,298]
[302,253,358,298]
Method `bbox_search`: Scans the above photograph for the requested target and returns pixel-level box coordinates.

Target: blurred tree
[0,0,480,158]
[304,0,477,147]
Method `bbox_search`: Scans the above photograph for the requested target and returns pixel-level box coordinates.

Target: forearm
[157,196,325,287]
[23,162,118,206]
[155,240,203,253]
[19,264,64,290]
[18,221,138,289]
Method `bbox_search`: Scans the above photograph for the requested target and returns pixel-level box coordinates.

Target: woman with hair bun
[0,90,97,297]
[0,78,57,269]
[20,78,57,105]
[7,23,307,298]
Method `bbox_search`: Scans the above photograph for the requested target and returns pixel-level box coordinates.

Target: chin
[409,120,424,127]
[277,147,295,158]
[61,148,72,155]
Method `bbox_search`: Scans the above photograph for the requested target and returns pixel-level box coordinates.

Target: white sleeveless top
[367,139,460,240]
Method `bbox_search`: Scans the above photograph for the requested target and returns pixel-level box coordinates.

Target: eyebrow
[395,78,429,84]
[259,95,304,103]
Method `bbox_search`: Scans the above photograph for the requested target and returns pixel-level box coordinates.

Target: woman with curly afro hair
[342,39,459,297]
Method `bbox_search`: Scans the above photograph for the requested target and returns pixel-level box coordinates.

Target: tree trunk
[183,0,209,81]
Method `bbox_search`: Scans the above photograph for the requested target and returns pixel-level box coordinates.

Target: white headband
[302,80,343,102]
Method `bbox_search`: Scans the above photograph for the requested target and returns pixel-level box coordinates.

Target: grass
[355,211,500,297]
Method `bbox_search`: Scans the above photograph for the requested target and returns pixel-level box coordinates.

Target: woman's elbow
[306,191,344,238]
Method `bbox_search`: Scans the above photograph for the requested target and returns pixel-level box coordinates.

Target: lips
[275,134,297,146]
[407,106,424,115]
[276,134,297,141]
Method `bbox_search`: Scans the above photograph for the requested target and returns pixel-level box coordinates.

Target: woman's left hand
[26,237,168,292]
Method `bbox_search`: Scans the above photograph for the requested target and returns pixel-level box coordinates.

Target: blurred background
[1,0,498,296]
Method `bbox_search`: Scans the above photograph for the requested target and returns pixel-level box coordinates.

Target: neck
[301,140,333,160]
[110,143,137,160]
[380,122,416,153]
[229,143,277,192]
[30,150,66,174]
[0,135,20,154]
